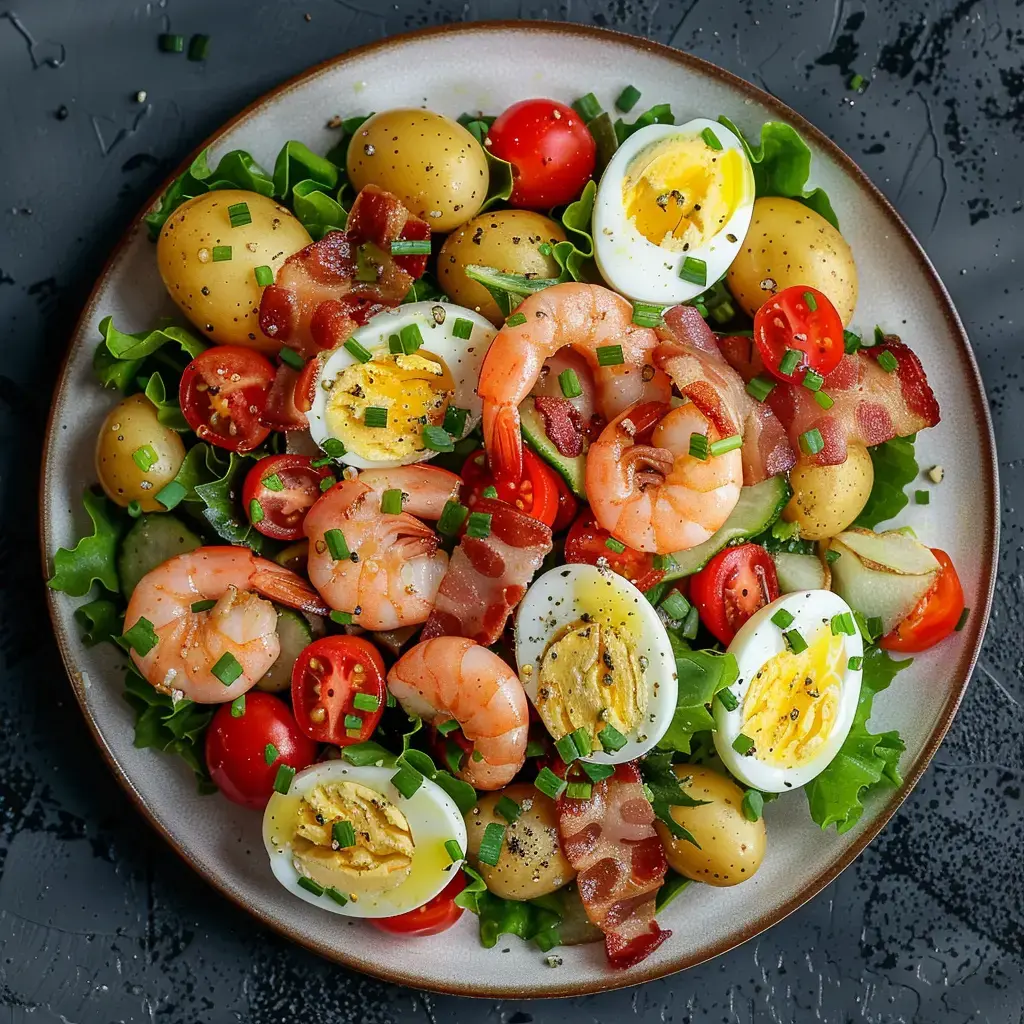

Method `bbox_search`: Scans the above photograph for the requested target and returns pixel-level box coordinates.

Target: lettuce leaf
[93,317,207,393]
[273,140,339,201]
[640,750,707,845]
[192,450,267,551]
[455,865,562,951]
[48,489,126,597]
[718,118,839,229]
[292,179,348,239]
[804,647,908,833]
[655,869,692,912]
[853,436,919,529]
[141,371,189,431]
[73,596,124,646]
[614,102,675,143]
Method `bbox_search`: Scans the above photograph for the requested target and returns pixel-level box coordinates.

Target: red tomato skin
[881,549,965,653]
[291,636,387,746]
[551,471,580,533]
[564,510,664,592]
[242,454,332,541]
[487,99,596,209]
[753,286,845,384]
[690,544,780,645]
[205,692,317,811]
[371,873,466,936]
[461,447,560,527]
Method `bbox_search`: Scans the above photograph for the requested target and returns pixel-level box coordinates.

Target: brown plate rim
[40,19,1000,1000]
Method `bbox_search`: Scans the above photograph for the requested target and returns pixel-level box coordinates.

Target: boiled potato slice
[157,189,311,352]
[782,443,874,540]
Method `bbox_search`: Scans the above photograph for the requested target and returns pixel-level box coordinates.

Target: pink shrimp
[477,282,671,488]
[387,636,529,790]
[304,465,461,631]
[124,546,327,704]
[585,401,743,554]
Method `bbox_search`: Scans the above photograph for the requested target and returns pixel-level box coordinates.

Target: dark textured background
[1,0,1021,1021]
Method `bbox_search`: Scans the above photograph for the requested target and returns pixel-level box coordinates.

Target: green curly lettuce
[655,870,692,912]
[73,596,124,646]
[93,316,207,393]
[640,750,707,846]
[614,102,675,143]
[853,436,919,529]
[455,865,562,951]
[48,489,126,597]
[140,371,189,432]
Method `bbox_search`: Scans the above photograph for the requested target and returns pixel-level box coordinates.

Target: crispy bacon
[420,497,552,646]
[258,185,429,358]
[556,762,670,968]
[718,333,940,465]
[533,396,586,458]
[654,305,796,484]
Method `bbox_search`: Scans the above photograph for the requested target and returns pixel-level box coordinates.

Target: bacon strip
[258,185,429,358]
[556,762,670,968]
[654,305,796,484]
[532,396,586,458]
[420,497,552,646]
[718,333,940,465]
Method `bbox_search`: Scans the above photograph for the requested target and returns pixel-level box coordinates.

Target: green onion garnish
[631,301,664,328]
[849,72,866,92]
[390,239,431,255]
[565,782,593,801]
[709,434,742,457]
[771,608,795,628]
[319,475,336,492]
[249,498,264,524]
[495,796,522,824]
[482,486,498,499]
[555,734,580,764]
[538,242,552,256]
[534,767,567,800]
[264,743,279,765]
[732,733,755,755]
[660,589,691,621]
[825,549,841,566]
[746,376,776,402]
[505,312,528,328]
[847,655,864,670]
[121,616,159,657]
[273,763,296,794]
[261,473,284,492]
[132,444,158,472]
[127,500,142,518]
[442,405,468,438]
[559,368,583,399]
[478,822,506,866]
[802,291,818,311]
[570,727,592,757]
[778,349,802,376]
[444,839,464,863]
[352,692,379,713]
[187,33,210,61]
[255,265,274,287]
[800,428,825,455]
[364,406,388,428]
[877,350,898,372]
[700,127,722,150]
[873,325,886,346]
[297,875,324,897]
[399,323,424,353]
[386,690,396,708]
[227,201,251,228]
[390,765,423,799]
[915,489,930,505]
[802,369,824,392]
[525,739,546,758]
[230,694,246,718]
[380,488,404,515]
[742,789,764,822]
[191,599,216,613]
[784,629,808,654]
[437,718,460,736]
[830,612,856,636]
[681,604,700,640]
[717,688,739,711]
[572,92,602,121]
[605,537,626,554]
[451,318,474,341]
[596,345,624,367]
[330,610,352,625]
[814,390,835,410]
[212,652,243,686]
[678,256,707,286]
[332,820,356,848]
[388,335,403,355]
[653,553,677,571]
[615,84,641,112]
[437,499,469,536]
[324,528,350,561]
[158,33,184,53]
[955,607,970,631]
[688,432,710,461]
[422,425,454,452]
[278,346,303,370]
[211,245,232,262]
[466,511,492,539]
[325,886,348,906]
[581,761,615,783]
[155,480,186,510]
[343,338,373,363]
[843,329,862,353]
[598,723,627,752]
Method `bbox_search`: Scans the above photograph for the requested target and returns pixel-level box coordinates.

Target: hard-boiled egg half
[263,761,467,918]
[514,564,678,764]
[714,590,864,793]
[593,117,755,304]
[307,301,495,468]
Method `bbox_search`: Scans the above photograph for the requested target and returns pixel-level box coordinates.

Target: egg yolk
[622,136,745,252]
[324,350,454,462]
[291,780,414,892]
[741,631,845,769]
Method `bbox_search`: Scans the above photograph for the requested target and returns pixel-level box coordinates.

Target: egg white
[307,301,496,469]
[593,117,755,304]
[514,564,678,764]
[262,761,467,918]
[713,590,864,793]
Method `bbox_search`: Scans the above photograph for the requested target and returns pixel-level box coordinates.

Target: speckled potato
[653,765,766,887]
[782,442,874,540]
[346,109,489,233]
[95,394,186,511]
[438,210,567,324]
[726,197,858,325]
[464,784,575,900]
[157,189,311,352]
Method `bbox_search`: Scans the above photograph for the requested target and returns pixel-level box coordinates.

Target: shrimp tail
[485,403,523,490]
[251,560,331,616]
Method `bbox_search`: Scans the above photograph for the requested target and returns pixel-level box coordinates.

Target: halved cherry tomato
[551,471,579,533]
[242,454,333,541]
[461,446,559,527]
[371,872,466,936]
[881,548,965,653]
[487,99,596,209]
[291,636,387,746]
[179,346,276,452]
[564,509,664,592]
[690,544,780,645]
[205,692,317,810]
[753,286,844,384]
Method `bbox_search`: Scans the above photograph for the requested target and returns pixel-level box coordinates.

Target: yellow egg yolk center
[623,137,744,252]
[741,630,846,769]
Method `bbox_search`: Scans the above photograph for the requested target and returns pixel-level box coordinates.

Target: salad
[49,88,968,970]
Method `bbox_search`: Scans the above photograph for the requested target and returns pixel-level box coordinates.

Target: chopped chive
[538,242,552,256]
[158,33,184,53]
[478,822,506,866]
[332,820,356,848]
[422,425,455,452]
[778,349,802,376]
[211,245,232,262]
[678,256,707,287]
[390,239,431,255]
[187,33,210,62]
[155,480,186,510]
[297,875,324,897]
[784,629,808,654]
[873,325,886,347]
[581,761,615,783]
[849,72,866,92]
[352,692,379,713]
[525,739,547,758]
[191,599,217,613]
[482,486,498,499]
[442,405,468,438]
[343,338,373,363]
[329,610,353,625]
[598,723,627,752]
[559,368,583,399]
[444,839,464,863]
[867,615,884,638]
[325,886,348,906]
[386,689,396,708]
[399,322,424,353]
[800,428,825,455]
[802,291,818,312]
[324,528,350,561]
[814,390,835,410]
[596,344,624,367]
[264,743,279,765]
[212,652,243,686]
[742,789,764,822]
[388,334,403,355]
[554,734,580,764]
[437,718,460,736]
[437,499,469,536]
[230,694,246,718]
[132,444,158,472]
[322,437,346,459]
[255,265,275,287]
[830,612,857,636]
[249,498,264,525]
[771,608,795,629]
[495,796,522,824]
[716,688,739,711]
[605,536,626,554]
[681,604,699,639]
[570,727,592,758]
[278,346,303,370]
[688,432,710,461]
[227,201,252,228]
[746,376,776,402]
[955,607,970,631]
[451,317,474,340]
[380,488,404,515]
[825,548,841,566]
[364,406,388,428]
[390,765,423,799]
[732,733,755,755]
[915,489,930,505]
[631,300,665,328]
[261,472,284,492]
[709,434,742,457]
[505,312,528,328]
[126,499,142,518]
[700,126,723,150]
[319,475,336,492]
[534,767,567,800]
[848,655,864,670]
[273,763,296,794]
[466,511,492,539]
[877,350,899,372]
[120,616,159,657]
[660,589,691,621]
[565,782,593,800]
[572,92,602,121]
[615,84,641,112]
[802,369,824,392]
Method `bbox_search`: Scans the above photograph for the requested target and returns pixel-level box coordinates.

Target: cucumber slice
[662,476,792,580]
[772,551,829,593]
[519,398,587,498]
[257,607,314,693]
[118,514,202,597]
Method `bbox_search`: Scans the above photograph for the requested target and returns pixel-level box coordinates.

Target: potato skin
[95,394,186,511]
[346,109,489,233]
[157,190,311,352]
[782,442,874,540]
[464,783,575,900]
[438,211,567,325]
[727,197,858,325]
[653,765,766,887]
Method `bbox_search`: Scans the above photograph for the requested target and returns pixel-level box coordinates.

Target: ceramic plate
[41,22,998,997]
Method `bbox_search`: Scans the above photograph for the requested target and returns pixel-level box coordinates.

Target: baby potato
[438,210,567,325]
[95,394,186,511]
[782,442,874,540]
[653,765,765,887]
[346,109,489,232]
[157,189,311,352]
[727,197,858,325]
[464,784,575,900]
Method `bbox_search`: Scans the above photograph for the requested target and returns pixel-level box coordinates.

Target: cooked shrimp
[387,636,529,790]
[124,546,327,704]
[586,401,742,554]
[304,465,461,631]
[477,283,671,486]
